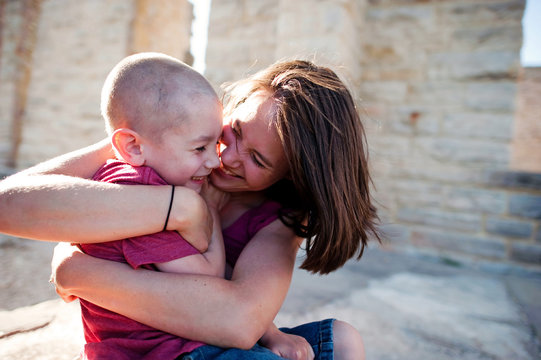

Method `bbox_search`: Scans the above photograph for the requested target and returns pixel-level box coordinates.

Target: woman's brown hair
[223,60,380,274]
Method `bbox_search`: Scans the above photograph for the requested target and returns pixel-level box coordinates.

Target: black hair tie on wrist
[163,185,175,232]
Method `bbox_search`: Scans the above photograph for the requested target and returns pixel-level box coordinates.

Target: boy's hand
[260,325,314,360]
[50,243,81,303]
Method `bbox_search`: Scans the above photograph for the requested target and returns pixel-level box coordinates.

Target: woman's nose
[219,138,241,169]
[221,123,233,145]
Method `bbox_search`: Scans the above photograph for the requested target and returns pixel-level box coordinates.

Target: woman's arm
[53,219,301,349]
[0,140,211,250]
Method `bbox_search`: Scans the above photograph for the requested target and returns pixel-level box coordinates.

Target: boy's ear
[111,128,146,166]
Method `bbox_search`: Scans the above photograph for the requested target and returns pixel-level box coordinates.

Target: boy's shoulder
[92,160,168,186]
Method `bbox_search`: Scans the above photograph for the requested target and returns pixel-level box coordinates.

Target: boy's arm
[259,323,314,360]
[155,208,225,277]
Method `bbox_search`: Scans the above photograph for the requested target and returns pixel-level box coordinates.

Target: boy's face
[143,97,223,192]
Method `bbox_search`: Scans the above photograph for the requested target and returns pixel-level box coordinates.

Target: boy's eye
[195,146,206,152]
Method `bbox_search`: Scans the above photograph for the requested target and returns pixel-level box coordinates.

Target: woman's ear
[111,128,146,166]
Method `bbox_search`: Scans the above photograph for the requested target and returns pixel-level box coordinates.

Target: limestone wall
[0,0,539,270]
[0,0,193,170]
[204,0,540,270]
[512,67,541,172]
[354,0,541,270]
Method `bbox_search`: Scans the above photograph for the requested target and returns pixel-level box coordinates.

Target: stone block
[369,135,411,158]
[407,82,465,107]
[366,4,436,29]
[428,51,519,80]
[452,25,523,52]
[464,82,517,111]
[392,179,445,208]
[441,1,525,25]
[411,228,507,260]
[386,106,441,135]
[397,207,482,232]
[246,0,276,18]
[510,242,541,264]
[511,141,541,174]
[509,194,541,219]
[384,157,486,184]
[443,112,513,140]
[414,137,509,166]
[446,187,507,214]
[484,171,541,191]
[359,81,408,103]
[485,217,534,239]
[512,67,541,173]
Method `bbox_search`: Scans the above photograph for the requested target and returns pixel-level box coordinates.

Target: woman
[0,60,380,359]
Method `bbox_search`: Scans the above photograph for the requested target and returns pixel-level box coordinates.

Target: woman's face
[210,90,289,193]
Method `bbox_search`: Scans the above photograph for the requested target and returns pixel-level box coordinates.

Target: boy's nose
[207,150,220,169]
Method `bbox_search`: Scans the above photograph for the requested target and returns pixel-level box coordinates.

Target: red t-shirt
[79,160,283,359]
[79,160,203,359]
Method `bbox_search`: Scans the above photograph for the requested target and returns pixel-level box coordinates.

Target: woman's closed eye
[231,120,242,138]
[231,120,266,168]
[251,153,265,168]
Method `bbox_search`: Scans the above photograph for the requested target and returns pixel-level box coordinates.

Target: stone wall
[353,0,541,271]
[204,0,541,270]
[0,0,539,270]
[512,67,541,172]
[0,0,193,170]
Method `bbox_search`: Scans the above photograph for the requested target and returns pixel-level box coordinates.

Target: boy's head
[101,52,222,191]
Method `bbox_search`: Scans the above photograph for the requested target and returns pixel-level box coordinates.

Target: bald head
[101,52,218,139]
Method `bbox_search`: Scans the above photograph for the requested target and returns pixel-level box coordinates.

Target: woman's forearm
[57,251,255,348]
[0,140,210,249]
[55,220,300,348]
[0,175,169,242]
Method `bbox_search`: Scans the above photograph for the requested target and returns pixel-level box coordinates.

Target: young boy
[77,52,225,359]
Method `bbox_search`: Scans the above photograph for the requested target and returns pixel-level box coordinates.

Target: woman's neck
[228,191,266,207]
[220,191,267,229]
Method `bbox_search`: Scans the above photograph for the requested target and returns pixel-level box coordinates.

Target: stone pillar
[0,0,193,170]
[0,0,41,172]
[131,0,193,64]
[205,0,365,93]
[275,0,364,87]
[205,0,278,90]
[511,67,541,172]
[16,0,135,169]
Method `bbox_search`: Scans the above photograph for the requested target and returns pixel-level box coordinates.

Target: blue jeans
[180,319,335,360]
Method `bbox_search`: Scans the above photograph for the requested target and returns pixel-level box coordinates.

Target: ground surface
[1,236,540,359]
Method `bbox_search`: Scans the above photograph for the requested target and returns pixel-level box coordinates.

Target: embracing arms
[0,139,210,250]
[2,140,305,350]
[53,218,301,349]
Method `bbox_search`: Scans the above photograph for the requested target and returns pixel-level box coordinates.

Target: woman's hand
[200,182,230,211]
[259,324,315,360]
[50,242,82,303]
